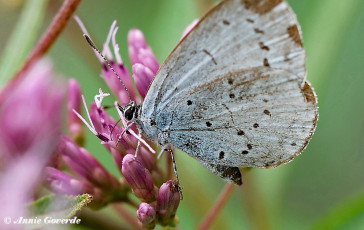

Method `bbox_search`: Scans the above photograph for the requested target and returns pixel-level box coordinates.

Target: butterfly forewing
[143,0,306,115]
[139,0,317,180]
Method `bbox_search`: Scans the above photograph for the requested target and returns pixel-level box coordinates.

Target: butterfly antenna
[83,34,132,101]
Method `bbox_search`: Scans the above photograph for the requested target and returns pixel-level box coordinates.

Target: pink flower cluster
[45,20,182,228]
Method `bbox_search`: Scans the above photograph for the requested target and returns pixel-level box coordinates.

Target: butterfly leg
[116,122,135,146]
[109,118,122,141]
[163,146,183,200]
[133,128,142,159]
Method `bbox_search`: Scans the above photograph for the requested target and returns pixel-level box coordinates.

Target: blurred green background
[1,0,364,229]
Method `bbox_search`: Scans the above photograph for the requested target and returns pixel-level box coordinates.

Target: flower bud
[181,19,199,40]
[156,180,181,226]
[45,167,86,195]
[128,29,159,74]
[137,202,156,229]
[121,154,156,202]
[59,136,119,189]
[67,79,85,145]
[132,63,154,98]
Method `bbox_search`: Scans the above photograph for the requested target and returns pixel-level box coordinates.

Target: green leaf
[310,190,364,230]
[28,194,93,219]
[0,0,47,88]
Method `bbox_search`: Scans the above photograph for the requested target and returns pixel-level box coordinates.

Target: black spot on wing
[237,130,245,135]
[222,20,230,25]
[263,109,271,116]
[219,151,225,160]
[246,18,254,23]
[254,28,264,34]
[259,42,270,51]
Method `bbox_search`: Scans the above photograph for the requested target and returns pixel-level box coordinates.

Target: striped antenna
[83,34,131,101]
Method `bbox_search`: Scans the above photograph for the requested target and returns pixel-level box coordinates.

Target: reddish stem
[112,203,142,230]
[197,183,235,230]
[0,0,82,102]
[14,0,82,80]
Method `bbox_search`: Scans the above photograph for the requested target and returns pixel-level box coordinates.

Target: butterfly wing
[139,0,317,180]
[142,0,306,116]
[163,67,317,168]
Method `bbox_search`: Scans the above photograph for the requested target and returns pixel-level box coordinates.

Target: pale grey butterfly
[86,0,318,186]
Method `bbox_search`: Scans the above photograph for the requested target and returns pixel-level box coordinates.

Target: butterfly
[87,0,318,185]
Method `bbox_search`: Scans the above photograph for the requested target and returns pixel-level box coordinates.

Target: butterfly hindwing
[163,67,317,168]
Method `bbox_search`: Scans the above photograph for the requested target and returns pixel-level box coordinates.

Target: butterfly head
[119,101,140,121]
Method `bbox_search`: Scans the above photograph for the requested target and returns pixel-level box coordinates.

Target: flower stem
[0,0,82,102]
[165,150,173,181]
[14,0,82,81]
[125,197,140,209]
[112,203,142,230]
[78,208,124,230]
[197,183,235,230]
[241,172,272,230]
[0,0,47,88]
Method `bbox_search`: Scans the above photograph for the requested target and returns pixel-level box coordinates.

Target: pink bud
[156,180,180,226]
[45,167,86,195]
[121,154,156,202]
[132,63,154,98]
[181,19,199,40]
[137,202,156,229]
[59,136,119,189]
[67,79,85,145]
[128,29,159,74]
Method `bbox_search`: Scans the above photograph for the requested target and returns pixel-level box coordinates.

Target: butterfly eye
[124,106,135,121]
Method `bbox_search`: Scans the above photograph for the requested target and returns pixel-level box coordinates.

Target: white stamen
[81,95,96,131]
[94,88,110,108]
[102,20,117,60]
[72,109,97,136]
[114,101,156,153]
[112,27,123,65]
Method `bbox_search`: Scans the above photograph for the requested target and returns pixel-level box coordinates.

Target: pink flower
[0,59,63,225]
[54,18,197,227]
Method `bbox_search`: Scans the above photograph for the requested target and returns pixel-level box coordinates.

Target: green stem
[0,0,47,88]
